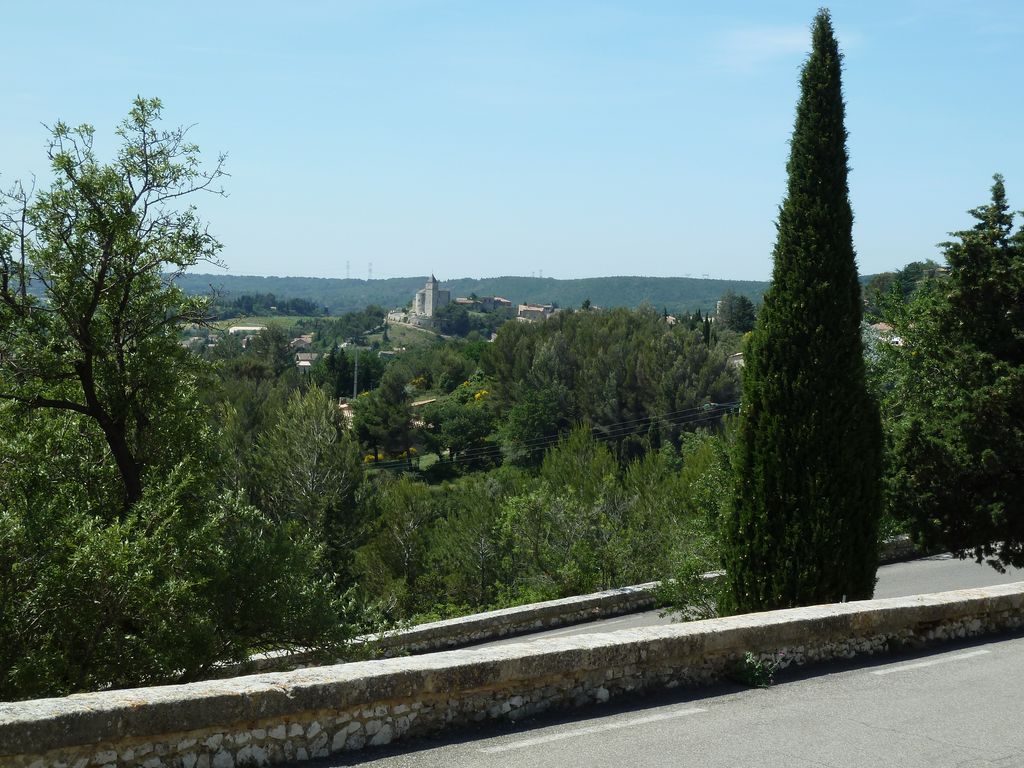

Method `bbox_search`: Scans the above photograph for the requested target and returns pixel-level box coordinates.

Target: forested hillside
[174,273,768,315]
[5,96,1021,707]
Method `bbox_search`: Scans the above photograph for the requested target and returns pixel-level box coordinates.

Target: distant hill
[174,273,770,315]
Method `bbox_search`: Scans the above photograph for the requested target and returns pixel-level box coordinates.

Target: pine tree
[723,10,882,612]
[886,176,1024,568]
[943,175,1023,366]
[717,291,757,333]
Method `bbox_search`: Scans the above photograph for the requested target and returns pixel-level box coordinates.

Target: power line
[464,402,736,458]
[369,401,739,471]
[399,408,734,471]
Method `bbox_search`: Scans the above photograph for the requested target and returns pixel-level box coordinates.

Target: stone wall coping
[373,581,661,647]
[384,533,914,645]
[2,581,1021,757]
[241,535,918,669]
[236,581,661,673]
[355,533,916,653]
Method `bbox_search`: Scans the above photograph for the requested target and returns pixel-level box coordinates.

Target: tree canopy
[483,306,738,462]
[884,175,1024,569]
[0,97,224,511]
[0,99,356,699]
[716,290,757,333]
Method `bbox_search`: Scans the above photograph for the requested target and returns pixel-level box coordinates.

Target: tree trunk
[99,418,144,513]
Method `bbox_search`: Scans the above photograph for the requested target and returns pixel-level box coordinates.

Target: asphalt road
[474,554,1024,648]
[309,556,1024,767]
[322,632,1024,768]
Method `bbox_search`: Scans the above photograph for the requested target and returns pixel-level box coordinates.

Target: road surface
[312,555,1023,767]
[322,632,1024,767]
[475,553,1023,648]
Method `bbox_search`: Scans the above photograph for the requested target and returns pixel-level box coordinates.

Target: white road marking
[870,649,990,675]
[478,707,707,753]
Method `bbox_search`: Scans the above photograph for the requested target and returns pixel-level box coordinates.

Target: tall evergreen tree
[885,176,1024,568]
[723,10,882,612]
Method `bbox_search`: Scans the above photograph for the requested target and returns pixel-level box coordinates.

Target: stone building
[516,303,555,322]
[410,275,451,327]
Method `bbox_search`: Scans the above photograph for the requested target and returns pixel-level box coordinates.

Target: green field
[366,322,440,350]
[211,315,310,332]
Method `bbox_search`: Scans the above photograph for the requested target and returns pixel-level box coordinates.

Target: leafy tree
[438,349,474,393]
[0,99,357,699]
[497,428,721,600]
[419,397,495,464]
[656,431,734,619]
[862,272,897,320]
[884,175,1024,568]
[0,97,224,511]
[251,387,364,562]
[537,425,620,507]
[424,474,508,610]
[499,485,620,599]
[312,345,352,399]
[457,335,490,366]
[723,11,883,612]
[716,290,757,333]
[863,259,943,320]
[247,326,295,377]
[352,366,412,459]
[484,306,738,455]
[409,345,473,393]
[433,302,471,336]
[351,349,386,395]
[0,380,353,701]
[210,353,299,490]
[498,384,570,465]
[353,476,438,615]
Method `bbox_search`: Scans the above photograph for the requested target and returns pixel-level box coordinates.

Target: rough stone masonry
[1,583,1022,768]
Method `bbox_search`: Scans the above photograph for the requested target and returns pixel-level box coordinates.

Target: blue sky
[3,1,1022,281]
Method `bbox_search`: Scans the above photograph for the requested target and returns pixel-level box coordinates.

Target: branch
[0,392,93,416]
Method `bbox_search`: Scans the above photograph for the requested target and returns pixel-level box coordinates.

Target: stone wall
[878,534,926,564]
[2,582,1021,768]
[233,581,659,675]
[376,581,659,654]
[242,535,920,674]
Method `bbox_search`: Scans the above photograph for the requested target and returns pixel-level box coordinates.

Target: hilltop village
[387,274,553,328]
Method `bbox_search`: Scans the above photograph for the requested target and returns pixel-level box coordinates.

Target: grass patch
[212,315,311,332]
[369,322,440,349]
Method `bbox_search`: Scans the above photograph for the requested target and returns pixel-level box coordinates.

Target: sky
[2,1,1023,282]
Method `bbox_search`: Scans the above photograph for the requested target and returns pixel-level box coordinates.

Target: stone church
[410,275,450,326]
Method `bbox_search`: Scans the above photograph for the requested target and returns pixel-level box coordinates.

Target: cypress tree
[722,9,882,612]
